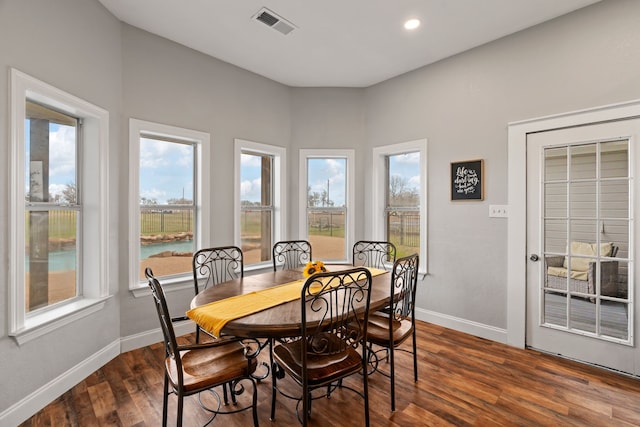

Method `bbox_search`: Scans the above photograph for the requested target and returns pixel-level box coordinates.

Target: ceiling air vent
[253,7,296,35]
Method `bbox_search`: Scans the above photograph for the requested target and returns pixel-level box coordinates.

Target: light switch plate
[489,204,508,218]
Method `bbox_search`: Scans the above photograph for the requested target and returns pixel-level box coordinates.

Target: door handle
[530,254,539,262]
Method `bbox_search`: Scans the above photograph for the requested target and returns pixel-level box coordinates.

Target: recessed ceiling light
[404,18,421,30]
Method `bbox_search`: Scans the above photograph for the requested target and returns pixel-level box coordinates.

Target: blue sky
[25,122,77,199]
[27,125,195,205]
[139,137,194,204]
[36,124,420,206]
[388,151,421,191]
[240,153,421,206]
[307,158,346,206]
[240,153,263,203]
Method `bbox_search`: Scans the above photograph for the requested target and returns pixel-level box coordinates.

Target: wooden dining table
[189,264,392,340]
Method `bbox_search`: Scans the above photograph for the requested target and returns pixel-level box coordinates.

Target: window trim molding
[372,139,428,273]
[234,139,287,270]
[128,119,210,291]
[9,68,110,343]
[299,149,355,263]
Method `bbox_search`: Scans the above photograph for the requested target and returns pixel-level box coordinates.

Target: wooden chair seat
[166,342,257,392]
[365,313,413,346]
[274,341,362,385]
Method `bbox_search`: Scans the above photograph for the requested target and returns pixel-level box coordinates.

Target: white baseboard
[0,321,196,426]
[120,320,195,353]
[415,307,508,344]
[0,340,120,427]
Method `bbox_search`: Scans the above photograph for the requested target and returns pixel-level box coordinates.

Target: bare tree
[308,187,321,207]
[61,182,77,204]
[388,175,418,207]
[167,197,192,205]
[140,197,158,205]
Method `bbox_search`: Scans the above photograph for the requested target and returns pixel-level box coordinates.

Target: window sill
[10,296,112,346]
[130,275,194,298]
[244,263,273,274]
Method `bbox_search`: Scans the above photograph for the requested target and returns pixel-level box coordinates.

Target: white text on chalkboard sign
[454,166,479,195]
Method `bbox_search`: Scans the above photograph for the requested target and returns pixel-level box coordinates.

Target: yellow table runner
[186,267,386,337]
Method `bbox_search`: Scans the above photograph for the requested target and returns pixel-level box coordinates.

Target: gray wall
[2,0,640,421]
[119,25,293,337]
[0,0,123,414]
[289,88,366,238]
[365,0,640,328]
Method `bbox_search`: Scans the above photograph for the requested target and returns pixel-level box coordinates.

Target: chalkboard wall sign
[451,159,484,201]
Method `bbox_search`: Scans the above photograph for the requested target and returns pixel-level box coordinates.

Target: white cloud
[49,125,76,178]
[395,152,420,164]
[48,183,67,198]
[140,138,193,169]
[241,153,262,167]
[308,159,346,205]
[141,188,167,202]
[241,178,262,202]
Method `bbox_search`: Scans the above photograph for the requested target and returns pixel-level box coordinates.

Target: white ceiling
[99,0,601,88]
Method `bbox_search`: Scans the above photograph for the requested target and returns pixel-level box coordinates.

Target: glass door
[526,119,639,374]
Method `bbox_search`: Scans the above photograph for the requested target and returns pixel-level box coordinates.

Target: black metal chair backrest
[390,254,419,322]
[272,240,312,271]
[192,246,243,295]
[145,268,183,385]
[301,268,373,360]
[352,240,397,270]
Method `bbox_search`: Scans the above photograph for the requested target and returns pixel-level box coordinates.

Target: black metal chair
[272,240,312,271]
[145,268,259,427]
[365,254,419,411]
[192,246,243,342]
[192,245,271,381]
[270,267,373,426]
[352,240,397,270]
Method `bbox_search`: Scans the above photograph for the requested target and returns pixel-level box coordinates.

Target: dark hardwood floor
[20,321,640,426]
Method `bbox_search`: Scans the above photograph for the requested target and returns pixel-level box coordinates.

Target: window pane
[544,147,567,181]
[570,144,596,180]
[139,137,195,279]
[388,152,420,208]
[240,152,273,264]
[307,158,346,207]
[26,210,78,311]
[386,152,421,258]
[600,140,628,178]
[387,211,420,256]
[307,158,346,260]
[25,103,79,312]
[542,140,631,342]
[307,211,345,260]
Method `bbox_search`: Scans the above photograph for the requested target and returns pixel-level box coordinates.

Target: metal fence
[140,207,194,235]
[308,210,345,238]
[388,212,420,247]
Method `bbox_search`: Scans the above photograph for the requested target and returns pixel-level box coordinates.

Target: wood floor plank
[19,321,640,426]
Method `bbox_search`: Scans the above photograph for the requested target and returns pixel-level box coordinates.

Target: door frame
[507,99,640,348]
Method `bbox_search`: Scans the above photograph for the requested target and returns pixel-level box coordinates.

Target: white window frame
[129,119,210,293]
[299,149,355,263]
[372,139,428,273]
[9,69,110,344]
[234,139,286,270]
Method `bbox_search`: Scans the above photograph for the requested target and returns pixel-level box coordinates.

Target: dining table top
[190,264,392,339]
